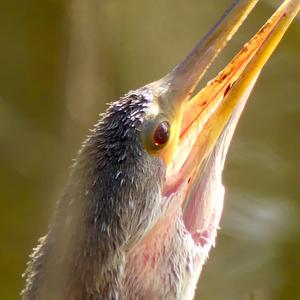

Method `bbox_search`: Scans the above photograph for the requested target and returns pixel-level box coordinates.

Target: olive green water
[0,1,299,299]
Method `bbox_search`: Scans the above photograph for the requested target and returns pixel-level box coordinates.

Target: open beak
[156,0,299,246]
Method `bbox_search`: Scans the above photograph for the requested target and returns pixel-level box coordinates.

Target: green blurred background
[0,0,299,299]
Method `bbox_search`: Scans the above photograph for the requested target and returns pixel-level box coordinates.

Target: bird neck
[23,93,165,299]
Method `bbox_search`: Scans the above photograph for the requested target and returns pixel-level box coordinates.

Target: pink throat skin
[126,145,227,298]
[126,187,224,299]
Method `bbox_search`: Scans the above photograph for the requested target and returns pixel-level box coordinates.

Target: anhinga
[22,0,299,299]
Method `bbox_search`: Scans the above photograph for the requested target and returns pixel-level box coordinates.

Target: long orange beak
[160,0,299,195]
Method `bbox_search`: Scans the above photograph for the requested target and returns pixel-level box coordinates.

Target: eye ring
[153,121,170,147]
[141,115,171,153]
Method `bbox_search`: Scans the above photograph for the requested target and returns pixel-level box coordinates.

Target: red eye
[153,121,170,146]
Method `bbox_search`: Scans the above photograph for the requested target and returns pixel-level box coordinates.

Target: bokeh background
[1,0,299,299]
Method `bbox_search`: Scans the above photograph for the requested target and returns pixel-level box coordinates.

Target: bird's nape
[22,1,300,299]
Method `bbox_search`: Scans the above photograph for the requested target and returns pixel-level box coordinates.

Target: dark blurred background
[0,1,299,299]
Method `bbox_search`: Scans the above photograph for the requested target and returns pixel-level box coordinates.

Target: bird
[22,0,300,299]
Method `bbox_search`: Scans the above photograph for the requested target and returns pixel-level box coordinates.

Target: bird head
[22,1,299,299]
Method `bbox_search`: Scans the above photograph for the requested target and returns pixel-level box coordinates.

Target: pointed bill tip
[156,0,259,103]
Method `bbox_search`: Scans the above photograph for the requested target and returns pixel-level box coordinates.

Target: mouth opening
[161,0,299,246]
